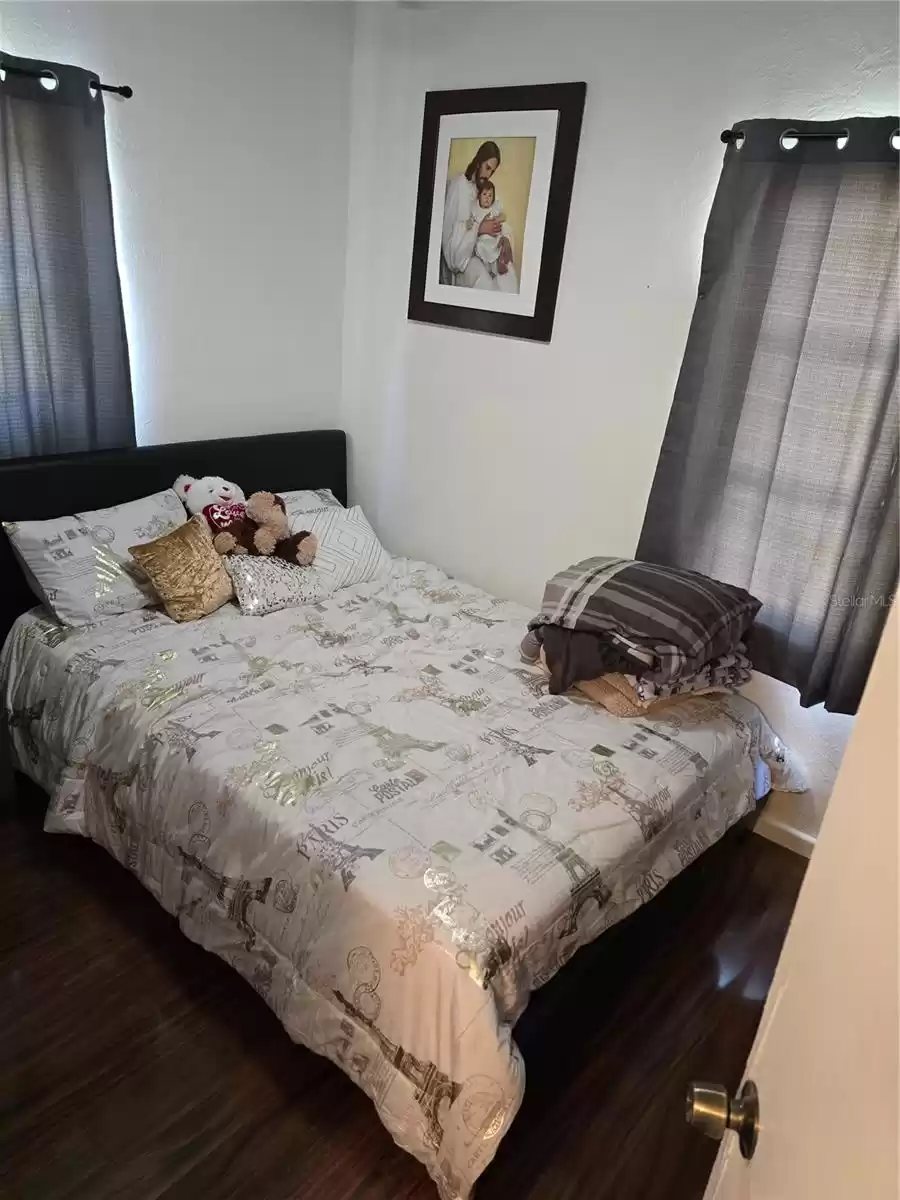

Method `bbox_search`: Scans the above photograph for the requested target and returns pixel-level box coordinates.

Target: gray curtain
[0,51,134,459]
[638,117,898,715]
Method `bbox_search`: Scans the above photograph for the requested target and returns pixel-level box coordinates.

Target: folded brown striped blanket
[527,557,760,688]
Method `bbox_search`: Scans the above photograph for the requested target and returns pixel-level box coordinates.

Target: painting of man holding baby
[408,83,586,342]
[440,138,535,294]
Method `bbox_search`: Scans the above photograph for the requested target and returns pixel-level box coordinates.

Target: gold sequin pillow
[129,516,233,622]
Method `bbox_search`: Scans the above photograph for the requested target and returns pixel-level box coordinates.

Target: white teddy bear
[173,474,246,515]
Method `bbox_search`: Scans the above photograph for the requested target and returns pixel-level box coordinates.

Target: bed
[0,432,783,1199]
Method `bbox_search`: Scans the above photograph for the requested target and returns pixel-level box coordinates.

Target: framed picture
[407,82,586,343]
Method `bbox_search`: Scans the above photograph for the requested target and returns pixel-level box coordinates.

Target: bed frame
[0,430,347,647]
[0,428,771,1192]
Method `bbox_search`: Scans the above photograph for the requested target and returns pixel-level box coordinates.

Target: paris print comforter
[1,558,785,1198]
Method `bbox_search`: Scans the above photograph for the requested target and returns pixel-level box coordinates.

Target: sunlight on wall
[106,156,151,444]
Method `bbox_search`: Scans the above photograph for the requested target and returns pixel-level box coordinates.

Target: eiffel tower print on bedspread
[297,825,385,891]
[333,986,464,1152]
[495,809,612,937]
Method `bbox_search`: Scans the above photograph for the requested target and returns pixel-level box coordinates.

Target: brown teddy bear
[245,492,318,566]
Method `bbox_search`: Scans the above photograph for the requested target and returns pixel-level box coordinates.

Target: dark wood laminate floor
[1,784,805,1200]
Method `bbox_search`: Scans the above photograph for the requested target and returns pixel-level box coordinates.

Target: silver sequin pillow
[3,489,186,626]
[226,555,332,616]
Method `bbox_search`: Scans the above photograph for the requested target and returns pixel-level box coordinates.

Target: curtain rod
[721,127,845,144]
[0,60,132,98]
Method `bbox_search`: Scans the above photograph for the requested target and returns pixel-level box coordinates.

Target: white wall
[341,1,895,843]
[0,0,353,444]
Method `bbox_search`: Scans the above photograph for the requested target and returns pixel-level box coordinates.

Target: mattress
[1,557,782,1198]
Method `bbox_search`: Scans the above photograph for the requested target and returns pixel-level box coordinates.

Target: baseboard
[752,809,816,859]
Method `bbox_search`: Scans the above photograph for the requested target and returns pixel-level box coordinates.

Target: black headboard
[0,429,347,645]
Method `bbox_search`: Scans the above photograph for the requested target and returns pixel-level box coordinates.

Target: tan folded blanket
[537,650,722,717]
[576,673,650,716]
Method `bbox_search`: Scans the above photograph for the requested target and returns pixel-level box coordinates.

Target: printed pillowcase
[3,490,186,626]
[279,488,343,532]
[307,505,391,592]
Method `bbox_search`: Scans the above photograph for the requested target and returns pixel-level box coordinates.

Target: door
[702,604,898,1200]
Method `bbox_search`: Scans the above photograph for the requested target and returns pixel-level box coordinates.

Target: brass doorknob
[685,1079,760,1160]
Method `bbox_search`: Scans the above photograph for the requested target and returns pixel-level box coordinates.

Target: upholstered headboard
[0,430,347,645]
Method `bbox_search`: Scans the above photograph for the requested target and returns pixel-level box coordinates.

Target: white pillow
[308,505,391,591]
[4,489,186,626]
[279,488,343,531]
[226,555,331,616]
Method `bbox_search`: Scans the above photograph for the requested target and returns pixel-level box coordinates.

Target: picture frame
[407,82,586,343]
